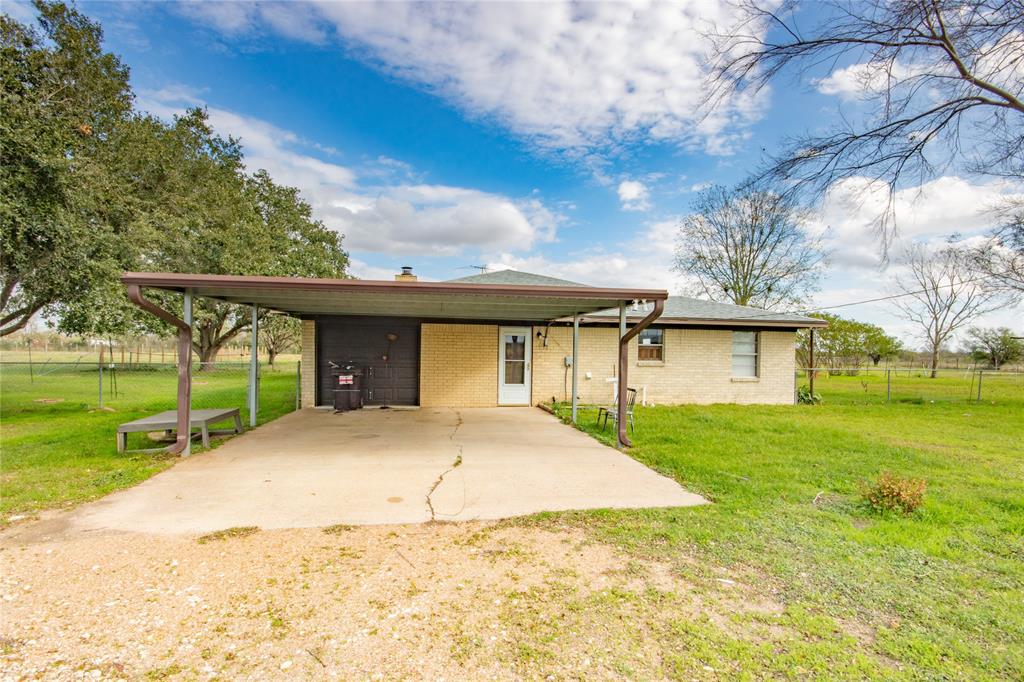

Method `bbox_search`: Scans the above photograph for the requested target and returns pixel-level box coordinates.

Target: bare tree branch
[674,184,827,309]
[890,243,1009,376]
[703,0,1024,251]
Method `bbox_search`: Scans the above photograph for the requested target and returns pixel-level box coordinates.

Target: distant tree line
[1,1,348,363]
[963,327,1023,370]
[796,314,902,373]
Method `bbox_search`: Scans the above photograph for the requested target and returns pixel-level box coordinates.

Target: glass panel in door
[504,334,526,384]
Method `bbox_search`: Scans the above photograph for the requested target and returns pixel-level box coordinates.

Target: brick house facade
[300,270,817,409]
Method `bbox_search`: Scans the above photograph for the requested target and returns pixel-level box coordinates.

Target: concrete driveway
[64,407,706,534]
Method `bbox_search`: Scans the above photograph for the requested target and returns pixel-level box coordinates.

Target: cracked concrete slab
[48,407,706,535]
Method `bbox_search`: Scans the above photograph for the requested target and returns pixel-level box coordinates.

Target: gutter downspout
[127,285,191,455]
[617,299,664,448]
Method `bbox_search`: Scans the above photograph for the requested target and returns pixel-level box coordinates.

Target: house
[122,267,824,450]
[298,268,825,410]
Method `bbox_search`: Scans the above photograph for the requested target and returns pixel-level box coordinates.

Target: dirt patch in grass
[0,522,897,680]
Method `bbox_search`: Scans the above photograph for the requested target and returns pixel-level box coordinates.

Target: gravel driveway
[1,521,783,680]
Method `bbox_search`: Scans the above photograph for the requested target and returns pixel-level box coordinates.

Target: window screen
[732,331,758,377]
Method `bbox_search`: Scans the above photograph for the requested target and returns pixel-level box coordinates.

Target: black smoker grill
[330,363,364,412]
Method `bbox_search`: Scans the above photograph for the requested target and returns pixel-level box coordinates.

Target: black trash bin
[330,364,364,412]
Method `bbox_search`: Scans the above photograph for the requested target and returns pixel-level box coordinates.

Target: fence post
[977,370,983,403]
[886,369,891,403]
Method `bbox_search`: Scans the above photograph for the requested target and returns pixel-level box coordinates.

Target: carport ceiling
[121,273,668,321]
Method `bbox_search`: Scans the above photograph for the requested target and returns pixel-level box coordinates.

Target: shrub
[797,384,822,404]
[860,472,926,514]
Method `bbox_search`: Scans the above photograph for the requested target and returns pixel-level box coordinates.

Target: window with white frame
[731,331,758,377]
[638,328,664,361]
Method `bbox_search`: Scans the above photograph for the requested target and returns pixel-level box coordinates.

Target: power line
[800,274,1002,315]
[630,272,1014,323]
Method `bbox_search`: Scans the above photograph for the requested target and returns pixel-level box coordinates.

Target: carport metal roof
[121,272,668,320]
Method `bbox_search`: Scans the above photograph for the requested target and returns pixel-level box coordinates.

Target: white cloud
[346,258,410,281]
[0,0,37,23]
[617,180,651,212]
[175,0,327,43]
[484,219,684,291]
[334,187,559,255]
[137,87,561,257]
[809,175,1024,268]
[816,60,934,101]
[176,0,769,156]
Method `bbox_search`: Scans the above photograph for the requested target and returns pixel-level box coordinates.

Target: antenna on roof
[456,265,489,273]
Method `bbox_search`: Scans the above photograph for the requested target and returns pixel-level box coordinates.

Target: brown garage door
[316,316,420,406]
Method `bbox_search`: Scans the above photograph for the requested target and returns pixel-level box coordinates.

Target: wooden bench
[117,408,243,453]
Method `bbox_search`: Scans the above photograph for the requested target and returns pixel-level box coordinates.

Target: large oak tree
[4,3,348,358]
[1,1,134,336]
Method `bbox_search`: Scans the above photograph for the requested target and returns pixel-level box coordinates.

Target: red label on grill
[337,375,354,385]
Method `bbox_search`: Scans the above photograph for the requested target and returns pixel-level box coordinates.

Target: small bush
[797,384,822,404]
[860,472,926,514]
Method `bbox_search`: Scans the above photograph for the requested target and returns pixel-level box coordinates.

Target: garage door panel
[316,317,420,406]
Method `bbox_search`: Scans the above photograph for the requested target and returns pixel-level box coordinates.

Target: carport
[122,272,668,449]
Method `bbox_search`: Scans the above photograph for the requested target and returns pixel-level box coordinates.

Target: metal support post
[886,369,891,403]
[571,313,580,423]
[183,290,193,456]
[249,305,259,427]
[808,328,815,398]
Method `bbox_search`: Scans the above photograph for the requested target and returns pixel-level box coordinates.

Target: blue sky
[7,1,1021,341]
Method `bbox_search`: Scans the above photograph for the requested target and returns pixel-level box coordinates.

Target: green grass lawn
[2,364,1021,677]
[540,374,1023,679]
[0,362,299,520]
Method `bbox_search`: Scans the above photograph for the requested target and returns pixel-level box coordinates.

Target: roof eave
[120,272,668,302]
[573,314,828,329]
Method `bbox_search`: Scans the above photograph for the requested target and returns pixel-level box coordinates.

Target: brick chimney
[394,266,417,282]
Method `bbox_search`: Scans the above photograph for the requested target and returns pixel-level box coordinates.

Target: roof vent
[395,266,417,282]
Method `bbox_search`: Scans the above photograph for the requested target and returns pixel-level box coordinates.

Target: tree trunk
[197,342,223,368]
[267,349,277,367]
[930,346,939,379]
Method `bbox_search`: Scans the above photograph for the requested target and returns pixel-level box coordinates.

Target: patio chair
[597,387,637,433]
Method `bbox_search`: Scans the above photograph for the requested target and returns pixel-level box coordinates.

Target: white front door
[498,327,532,405]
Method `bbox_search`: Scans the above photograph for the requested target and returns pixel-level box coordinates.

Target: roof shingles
[446,269,822,327]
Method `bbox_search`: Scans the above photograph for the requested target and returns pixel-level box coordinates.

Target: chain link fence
[0,361,300,425]
[795,367,1024,405]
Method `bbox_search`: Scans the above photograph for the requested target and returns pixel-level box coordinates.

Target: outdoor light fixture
[383,332,399,362]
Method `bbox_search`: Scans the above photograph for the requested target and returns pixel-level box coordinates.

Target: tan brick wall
[420,323,499,407]
[300,319,316,407]
[301,319,796,408]
[532,326,795,406]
